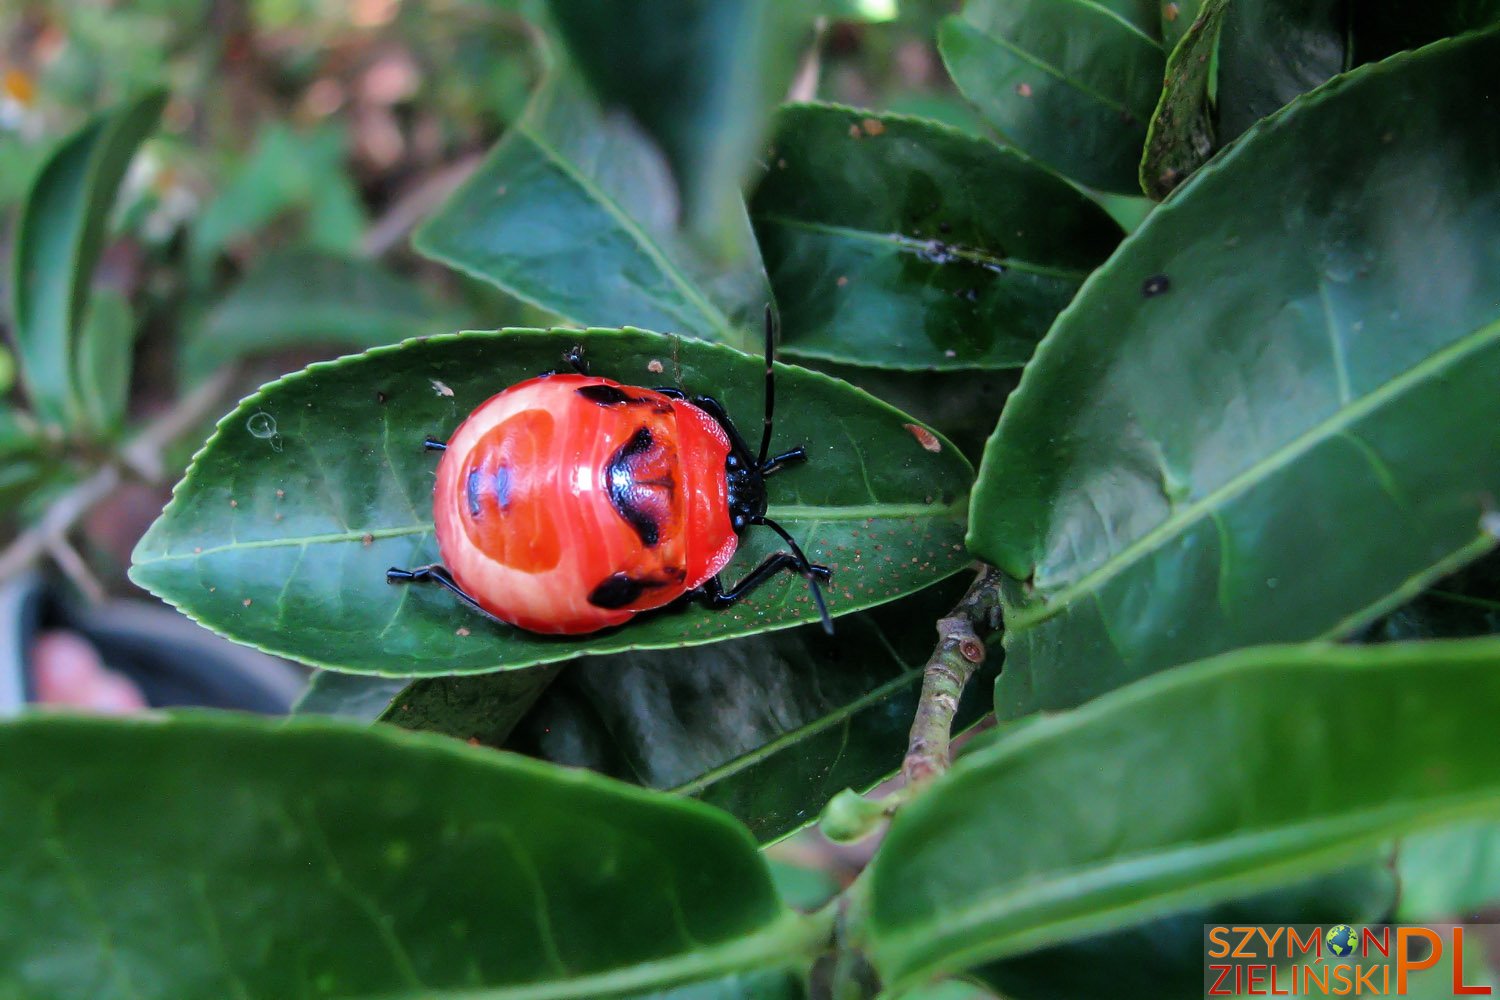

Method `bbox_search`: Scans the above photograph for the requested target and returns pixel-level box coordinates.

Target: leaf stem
[902,563,1004,785]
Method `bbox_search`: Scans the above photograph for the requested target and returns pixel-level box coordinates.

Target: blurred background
[0,0,991,716]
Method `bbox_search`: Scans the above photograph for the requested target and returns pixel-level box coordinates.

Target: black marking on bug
[605,426,673,546]
[577,384,634,406]
[1142,274,1170,298]
[465,464,511,518]
[576,384,673,413]
[587,569,685,609]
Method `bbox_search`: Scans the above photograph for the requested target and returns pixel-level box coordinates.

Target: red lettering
[1207,965,1235,996]
[1453,928,1494,995]
[1362,926,1390,957]
[1289,927,1320,957]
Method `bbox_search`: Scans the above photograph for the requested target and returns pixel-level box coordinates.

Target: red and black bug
[387,309,832,635]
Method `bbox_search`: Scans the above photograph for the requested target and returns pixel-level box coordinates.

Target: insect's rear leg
[386,564,505,624]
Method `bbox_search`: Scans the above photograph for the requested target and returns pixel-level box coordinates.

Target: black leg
[423,437,447,452]
[538,345,590,378]
[387,564,506,624]
[761,446,806,476]
[691,553,831,608]
[653,386,687,399]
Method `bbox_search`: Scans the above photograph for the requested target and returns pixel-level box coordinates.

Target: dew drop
[246,412,278,439]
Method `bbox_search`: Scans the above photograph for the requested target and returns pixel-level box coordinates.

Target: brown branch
[902,563,1005,785]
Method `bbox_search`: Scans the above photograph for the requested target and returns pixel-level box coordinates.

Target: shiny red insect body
[432,374,739,633]
[387,315,832,636]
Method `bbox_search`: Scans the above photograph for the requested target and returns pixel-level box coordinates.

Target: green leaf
[415,52,766,351]
[767,858,841,913]
[863,638,1500,991]
[74,287,136,436]
[800,362,1018,465]
[382,667,561,747]
[190,123,364,276]
[9,89,164,426]
[1398,821,1500,920]
[1139,0,1230,200]
[970,864,1394,1000]
[0,132,53,210]
[548,0,810,256]
[971,29,1500,717]
[505,581,998,842]
[939,0,1166,193]
[1217,3,1500,147]
[0,405,47,511]
[0,714,827,999]
[185,249,459,378]
[293,670,410,720]
[130,328,973,676]
[750,104,1122,372]
[293,666,563,751]
[1215,0,1345,139]
[1359,551,1500,642]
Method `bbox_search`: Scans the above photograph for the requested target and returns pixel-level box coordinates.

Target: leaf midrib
[753,214,1092,282]
[875,789,1500,989]
[133,500,970,565]
[518,126,736,344]
[1009,316,1500,633]
[956,18,1137,117]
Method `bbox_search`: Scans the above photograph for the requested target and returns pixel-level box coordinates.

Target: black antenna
[758,304,776,468]
[757,515,833,636]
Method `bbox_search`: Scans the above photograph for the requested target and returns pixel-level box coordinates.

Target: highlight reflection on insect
[387,310,833,635]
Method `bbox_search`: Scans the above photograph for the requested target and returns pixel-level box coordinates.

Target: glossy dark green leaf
[1215,0,1345,139]
[290,667,564,749]
[75,287,135,436]
[185,249,459,378]
[9,90,164,426]
[415,53,766,351]
[970,865,1395,1000]
[130,328,973,676]
[293,669,410,720]
[864,638,1500,991]
[1096,0,1163,38]
[750,105,1122,372]
[0,714,826,1000]
[548,0,809,255]
[382,666,560,747]
[971,30,1500,717]
[506,580,996,842]
[939,0,1165,193]
[802,362,1018,466]
[1139,0,1229,200]
[1397,821,1500,920]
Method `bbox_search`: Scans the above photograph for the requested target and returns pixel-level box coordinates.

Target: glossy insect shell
[432,374,739,634]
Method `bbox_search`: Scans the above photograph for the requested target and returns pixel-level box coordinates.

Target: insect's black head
[726,451,768,534]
